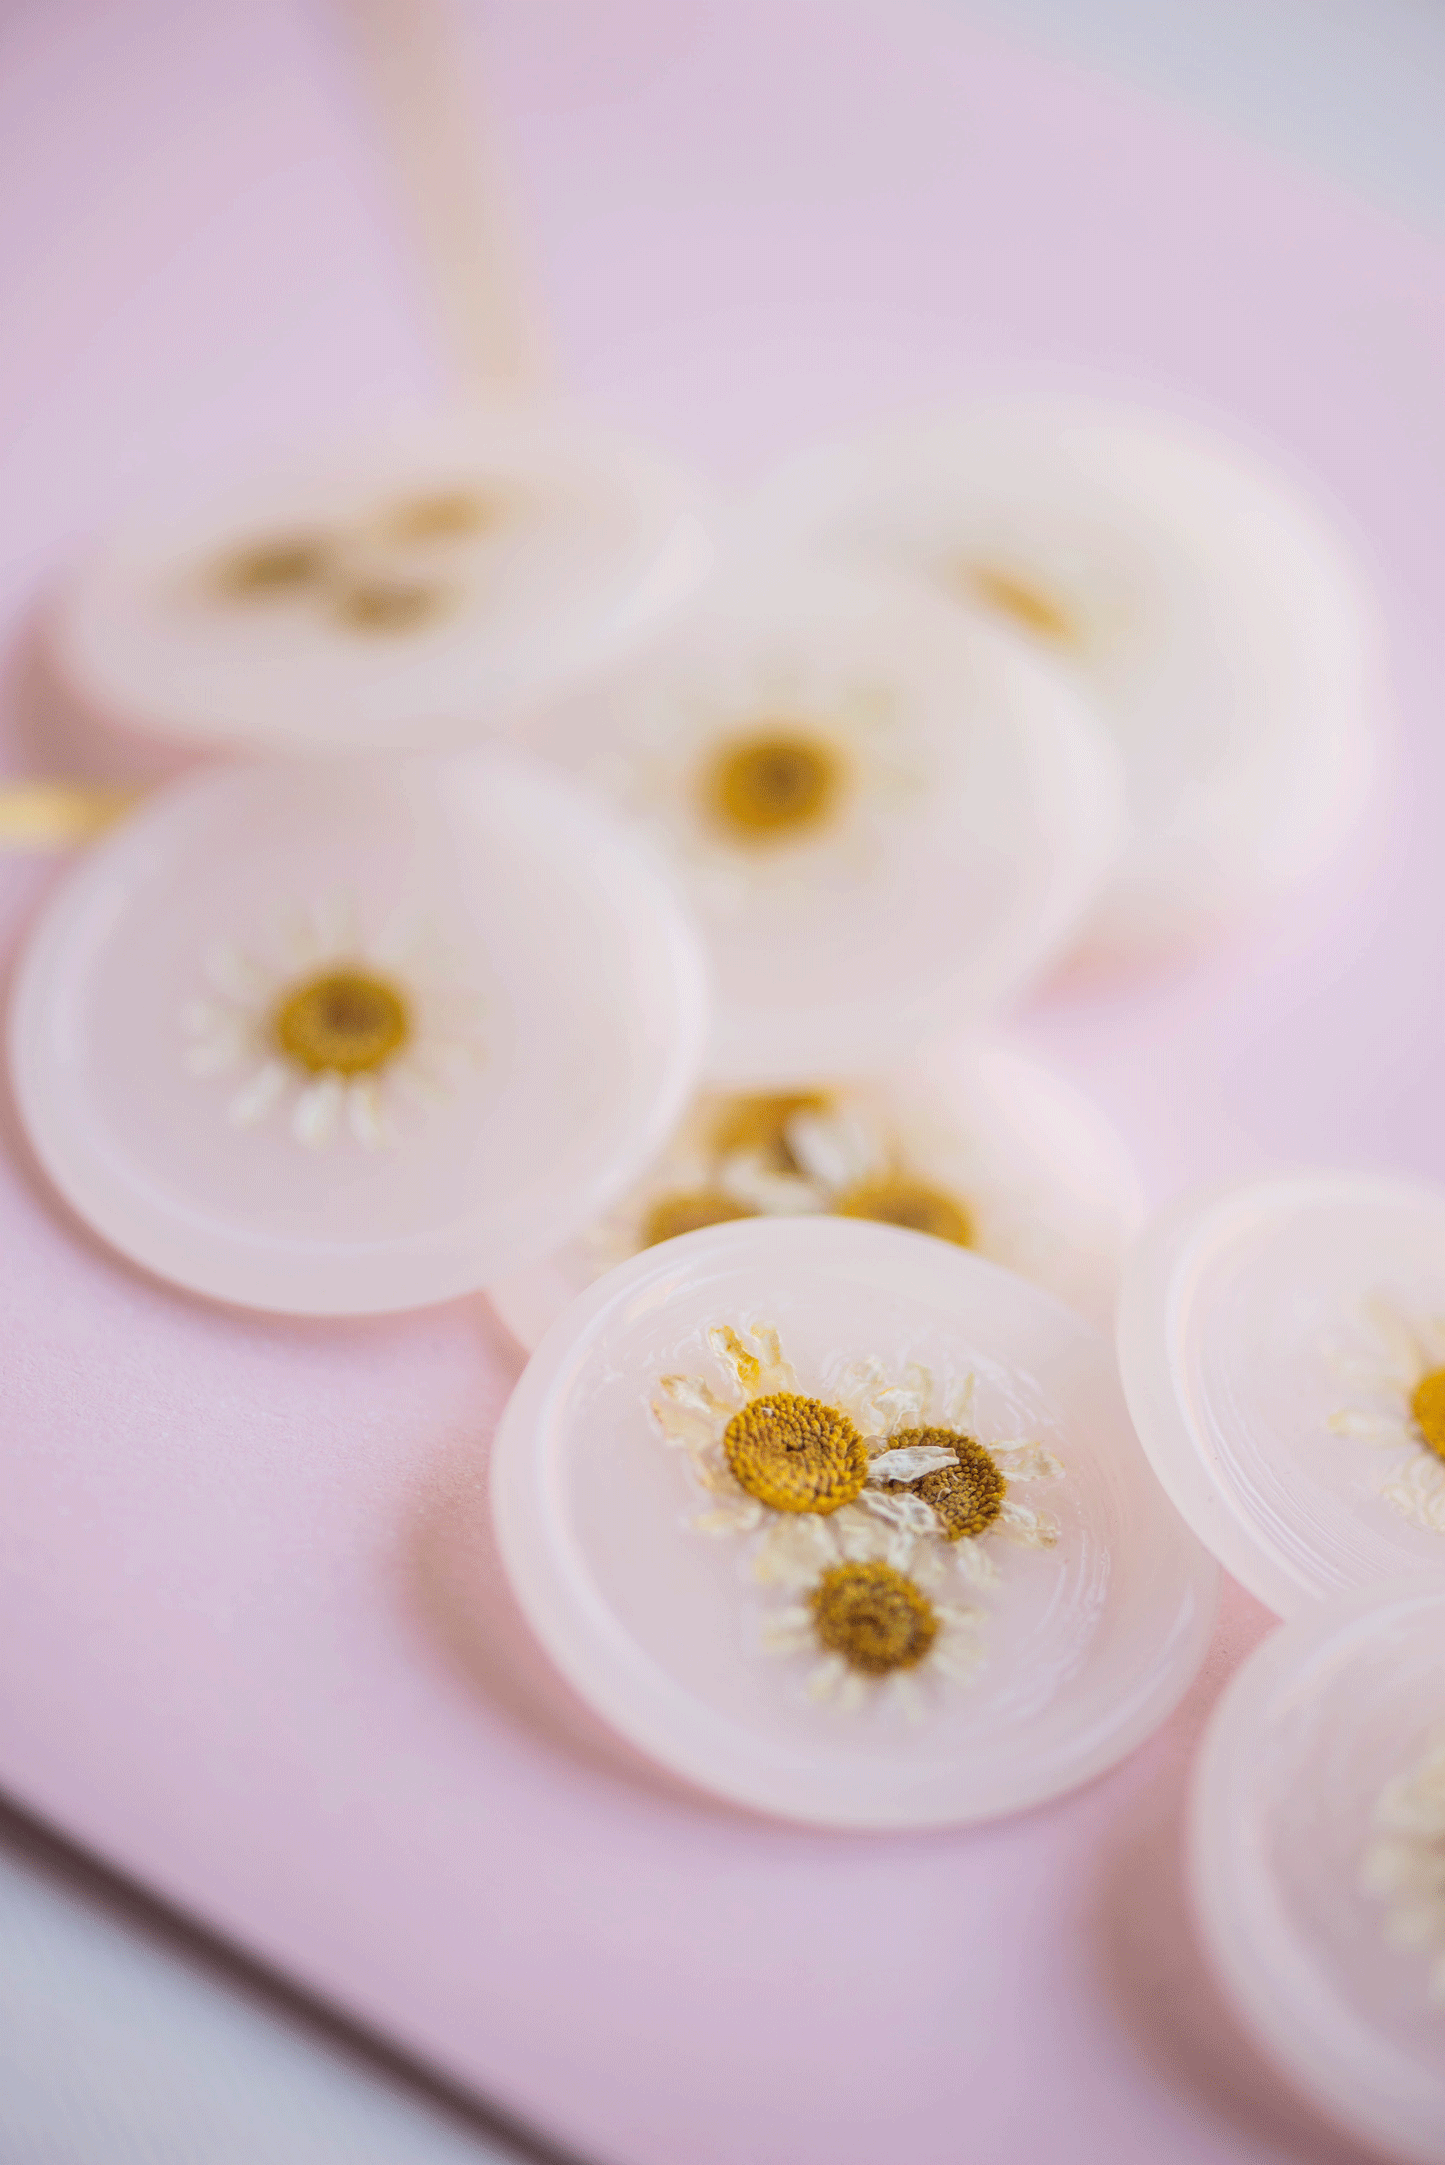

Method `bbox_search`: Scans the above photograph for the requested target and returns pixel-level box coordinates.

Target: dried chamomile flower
[760,1530,984,1719]
[652,1323,1063,1599]
[182,896,483,1150]
[1362,1733,1445,2008]
[1328,1297,1445,1535]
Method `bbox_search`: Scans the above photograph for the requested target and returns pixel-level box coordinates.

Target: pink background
[3,1,1444,2158]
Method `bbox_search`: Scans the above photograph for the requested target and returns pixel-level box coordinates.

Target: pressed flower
[710,1090,832,1174]
[584,1083,1009,1273]
[964,562,1077,645]
[208,484,512,639]
[380,489,505,542]
[852,1362,1064,1585]
[582,645,926,920]
[1362,1735,1445,2006]
[1327,1298,1445,1534]
[755,1506,984,1716]
[213,533,335,596]
[811,1557,937,1671]
[641,1189,757,1247]
[651,1323,1063,1594]
[182,895,483,1150]
[330,576,455,635]
[833,1173,974,1248]
[704,728,847,844]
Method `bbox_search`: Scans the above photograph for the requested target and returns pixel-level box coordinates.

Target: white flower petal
[759,1608,815,1656]
[865,1383,928,1434]
[694,1495,766,1537]
[205,943,270,1003]
[805,1654,849,1703]
[184,1020,248,1077]
[887,1671,927,1723]
[717,1152,827,1215]
[989,1440,1065,1482]
[942,1374,977,1430]
[997,1498,1060,1548]
[227,1060,289,1128]
[292,1073,344,1148]
[1329,1411,1412,1447]
[867,1444,958,1483]
[948,1538,1001,1588]
[754,1513,840,1587]
[347,1078,392,1149]
[787,1108,882,1192]
[850,1489,936,1541]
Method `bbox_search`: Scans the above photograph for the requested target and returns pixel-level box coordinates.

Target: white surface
[1117,1171,1445,1617]
[0,1809,544,2165]
[1190,1580,1445,2163]
[9,748,708,1313]
[55,405,713,755]
[493,1216,1219,1827]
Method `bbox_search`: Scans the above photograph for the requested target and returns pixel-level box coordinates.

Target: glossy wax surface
[3,1,1445,2162]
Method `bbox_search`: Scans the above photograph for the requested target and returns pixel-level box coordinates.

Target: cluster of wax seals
[10,383,1441,2156]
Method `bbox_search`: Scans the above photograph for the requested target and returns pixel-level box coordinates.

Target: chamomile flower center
[382,490,500,542]
[723,1391,869,1513]
[705,728,846,843]
[273,970,410,1076]
[967,564,1076,644]
[332,578,452,634]
[834,1176,975,1248]
[888,1426,1006,1539]
[712,1090,831,1172]
[1412,1369,1445,1461]
[809,1560,939,1674]
[642,1190,757,1247]
[215,534,334,596]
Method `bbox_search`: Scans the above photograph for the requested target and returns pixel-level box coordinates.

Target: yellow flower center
[809,1560,938,1674]
[705,729,846,843]
[1412,1368,1445,1460]
[382,490,501,542]
[332,578,452,634]
[215,534,333,596]
[884,1426,1006,1540]
[273,970,410,1076]
[642,1190,757,1247]
[711,1091,831,1173]
[833,1177,974,1248]
[967,563,1075,644]
[723,1391,869,1514]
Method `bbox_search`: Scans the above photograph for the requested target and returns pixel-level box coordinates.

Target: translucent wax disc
[748,401,1380,954]
[1192,1581,1445,2164]
[8,748,708,1315]
[1117,1172,1445,1617]
[54,405,713,755]
[491,1216,1218,1830]
[519,560,1123,1082]
[487,1033,1144,1351]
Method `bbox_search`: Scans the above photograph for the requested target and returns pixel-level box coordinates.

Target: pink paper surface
[3,3,1444,2160]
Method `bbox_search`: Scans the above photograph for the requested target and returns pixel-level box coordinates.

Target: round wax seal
[8,748,708,1314]
[491,1216,1218,1829]
[749,400,1380,954]
[53,405,713,755]
[487,1035,1144,1350]
[1117,1172,1445,1617]
[1192,1580,1445,2163]
[520,559,1123,1081]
